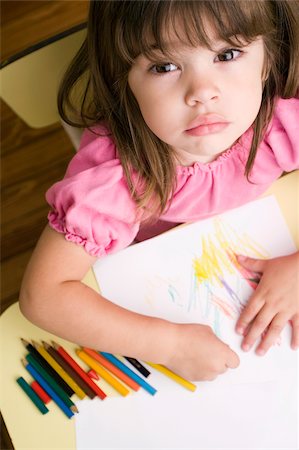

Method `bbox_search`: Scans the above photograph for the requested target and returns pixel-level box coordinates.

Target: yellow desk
[0,171,298,450]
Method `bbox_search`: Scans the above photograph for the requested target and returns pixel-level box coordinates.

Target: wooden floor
[1,100,74,313]
[1,2,89,448]
[1,2,88,314]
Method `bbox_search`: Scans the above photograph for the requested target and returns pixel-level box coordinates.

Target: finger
[202,374,218,381]
[237,255,266,273]
[226,348,240,369]
[291,315,299,350]
[236,292,265,335]
[255,313,288,355]
[240,305,273,351]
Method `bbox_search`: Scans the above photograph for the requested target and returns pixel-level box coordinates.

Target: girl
[20,0,299,381]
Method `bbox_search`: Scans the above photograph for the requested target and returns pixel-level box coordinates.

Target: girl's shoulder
[46,125,140,258]
[64,124,119,177]
[270,96,299,127]
[263,97,299,172]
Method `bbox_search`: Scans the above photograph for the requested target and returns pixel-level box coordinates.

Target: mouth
[185,114,230,137]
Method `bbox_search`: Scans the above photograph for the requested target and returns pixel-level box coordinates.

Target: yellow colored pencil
[33,342,86,399]
[76,349,130,397]
[146,362,197,392]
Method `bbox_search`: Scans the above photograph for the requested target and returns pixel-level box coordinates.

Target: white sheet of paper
[75,369,298,449]
[75,196,298,449]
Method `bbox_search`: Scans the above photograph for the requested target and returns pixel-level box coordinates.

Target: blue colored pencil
[99,352,157,396]
[22,360,74,419]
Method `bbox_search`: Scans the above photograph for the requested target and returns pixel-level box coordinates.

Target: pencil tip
[21,338,29,345]
[51,340,58,348]
[71,405,79,413]
[21,358,27,366]
[42,340,49,348]
[31,340,39,348]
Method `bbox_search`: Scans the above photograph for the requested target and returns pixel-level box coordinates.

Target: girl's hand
[167,323,240,381]
[235,252,299,355]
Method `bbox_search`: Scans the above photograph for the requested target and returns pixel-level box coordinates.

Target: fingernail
[237,255,246,261]
[242,344,250,352]
[236,326,244,335]
[256,348,265,356]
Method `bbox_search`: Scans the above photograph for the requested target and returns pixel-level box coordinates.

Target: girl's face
[128,28,265,165]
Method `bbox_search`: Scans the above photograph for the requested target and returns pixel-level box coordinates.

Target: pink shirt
[46,97,299,257]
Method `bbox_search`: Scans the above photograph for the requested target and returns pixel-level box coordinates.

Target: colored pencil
[76,349,130,397]
[33,342,86,399]
[146,362,197,392]
[100,352,157,396]
[30,381,51,404]
[21,339,74,396]
[22,360,74,419]
[51,341,106,400]
[25,353,79,412]
[83,348,140,391]
[87,369,99,380]
[43,342,96,399]
[16,377,49,414]
[123,357,151,378]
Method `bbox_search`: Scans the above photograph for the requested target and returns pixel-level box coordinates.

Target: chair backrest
[0,27,86,129]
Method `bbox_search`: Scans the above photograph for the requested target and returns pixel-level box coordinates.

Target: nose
[184,72,220,107]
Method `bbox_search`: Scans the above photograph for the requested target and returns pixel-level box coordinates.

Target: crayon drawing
[189,217,269,337]
[142,216,269,338]
[93,196,296,344]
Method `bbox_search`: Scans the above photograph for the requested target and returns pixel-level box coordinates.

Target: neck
[174,148,221,166]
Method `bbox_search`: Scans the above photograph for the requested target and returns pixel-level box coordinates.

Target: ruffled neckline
[176,130,252,175]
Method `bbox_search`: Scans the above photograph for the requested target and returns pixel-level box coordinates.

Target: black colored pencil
[21,338,74,397]
[123,357,151,378]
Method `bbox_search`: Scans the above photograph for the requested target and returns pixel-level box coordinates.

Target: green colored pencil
[25,353,78,413]
[16,376,49,414]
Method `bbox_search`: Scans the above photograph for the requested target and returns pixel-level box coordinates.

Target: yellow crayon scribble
[214,218,269,260]
[193,236,233,286]
[193,218,269,287]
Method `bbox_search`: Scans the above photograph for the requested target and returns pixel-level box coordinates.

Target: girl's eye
[215,49,242,62]
[150,63,178,74]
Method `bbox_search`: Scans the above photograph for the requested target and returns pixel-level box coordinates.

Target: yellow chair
[0,26,86,149]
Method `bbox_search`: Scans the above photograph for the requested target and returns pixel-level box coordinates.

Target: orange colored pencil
[51,341,106,400]
[83,348,140,391]
[76,349,130,396]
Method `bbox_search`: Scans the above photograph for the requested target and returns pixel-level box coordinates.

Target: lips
[185,114,230,136]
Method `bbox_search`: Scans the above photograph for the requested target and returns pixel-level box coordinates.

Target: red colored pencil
[51,341,106,400]
[31,381,51,404]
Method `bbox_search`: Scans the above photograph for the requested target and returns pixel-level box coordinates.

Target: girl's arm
[20,226,239,381]
[236,252,299,354]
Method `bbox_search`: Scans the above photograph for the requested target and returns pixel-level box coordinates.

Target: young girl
[20,0,299,381]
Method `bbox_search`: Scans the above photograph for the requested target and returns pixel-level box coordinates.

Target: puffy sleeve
[265,97,299,172]
[46,128,140,257]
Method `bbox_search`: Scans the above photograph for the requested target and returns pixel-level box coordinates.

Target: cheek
[137,93,174,134]
[233,71,263,117]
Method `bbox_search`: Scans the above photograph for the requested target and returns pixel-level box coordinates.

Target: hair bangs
[113,0,276,65]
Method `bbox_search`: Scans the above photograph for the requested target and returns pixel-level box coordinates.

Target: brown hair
[58,0,299,216]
